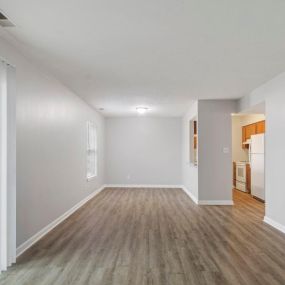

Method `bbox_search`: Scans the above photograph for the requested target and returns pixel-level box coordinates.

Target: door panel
[251,134,264,154]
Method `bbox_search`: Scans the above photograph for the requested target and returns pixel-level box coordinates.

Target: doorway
[231,104,266,209]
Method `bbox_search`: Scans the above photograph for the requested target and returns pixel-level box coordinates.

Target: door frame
[0,59,16,272]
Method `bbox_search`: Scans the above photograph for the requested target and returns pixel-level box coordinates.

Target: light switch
[223,147,230,154]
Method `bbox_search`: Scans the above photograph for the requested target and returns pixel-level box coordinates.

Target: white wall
[238,90,267,113]
[239,72,285,232]
[240,114,266,126]
[198,100,237,202]
[0,37,105,246]
[105,117,181,185]
[181,101,198,200]
[232,116,248,162]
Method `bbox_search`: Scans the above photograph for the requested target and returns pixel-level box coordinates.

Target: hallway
[0,188,284,285]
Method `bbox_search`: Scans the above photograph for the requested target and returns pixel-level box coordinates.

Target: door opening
[231,104,266,214]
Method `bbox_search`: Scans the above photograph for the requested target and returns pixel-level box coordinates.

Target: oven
[235,162,247,192]
[236,163,246,183]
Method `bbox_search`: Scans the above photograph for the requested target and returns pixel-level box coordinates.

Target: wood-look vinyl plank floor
[0,188,285,285]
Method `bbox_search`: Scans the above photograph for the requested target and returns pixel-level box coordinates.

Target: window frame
[86,121,97,181]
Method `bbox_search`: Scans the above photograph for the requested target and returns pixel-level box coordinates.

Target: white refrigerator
[250,134,265,200]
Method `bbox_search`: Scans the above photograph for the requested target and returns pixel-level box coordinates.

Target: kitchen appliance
[236,162,247,192]
[250,134,265,200]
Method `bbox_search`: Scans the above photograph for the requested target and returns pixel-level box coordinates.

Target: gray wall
[0,38,105,246]
[198,100,237,201]
[239,72,285,229]
[105,117,182,185]
[181,101,198,199]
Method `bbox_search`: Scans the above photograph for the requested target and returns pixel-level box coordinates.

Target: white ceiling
[0,0,285,117]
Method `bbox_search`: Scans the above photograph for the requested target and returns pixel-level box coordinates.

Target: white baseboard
[181,186,198,204]
[181,186,233,205]
[198,200,234,206]
[104,184,183,189]
[16,185,105,258]
[264,216,285,234]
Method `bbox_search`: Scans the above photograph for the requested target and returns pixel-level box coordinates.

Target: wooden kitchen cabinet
[245,124,257,140]
[194,136,197,149]
[242,127,247,148]
[242,127,247,149]
[242,120,265,148]
[190,119,198,165]
[246,164,251,194]
[242,124,256,148]
[233,162,236,188]
[193,120,197,150]
[194,121,197,135]
[256,120,265,134]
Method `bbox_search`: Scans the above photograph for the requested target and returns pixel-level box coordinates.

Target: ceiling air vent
[0,11,15,27]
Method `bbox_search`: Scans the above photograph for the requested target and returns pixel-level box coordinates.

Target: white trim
[181,186,198,204]
[264,216,285,234]
[16,185,105,258]
[86,121,97,179]
[181,186,233,205]
[6,64,16,268]
[104,184,183,189]
[198,200,234,205]
[0,62,8,271]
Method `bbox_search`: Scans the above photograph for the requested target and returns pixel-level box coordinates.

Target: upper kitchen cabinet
[242,120,265,148]
[245,124,256,140]
[256,120,265,134]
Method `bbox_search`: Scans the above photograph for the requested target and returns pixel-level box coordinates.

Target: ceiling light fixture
[136,107,149,115]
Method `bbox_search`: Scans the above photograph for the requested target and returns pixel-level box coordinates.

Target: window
[86,121,97,180]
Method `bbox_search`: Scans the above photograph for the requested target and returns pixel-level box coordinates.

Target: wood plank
[246,163,251,194]
[0,188,285,285]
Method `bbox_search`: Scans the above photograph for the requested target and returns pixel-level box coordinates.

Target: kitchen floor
[233,188,265,214]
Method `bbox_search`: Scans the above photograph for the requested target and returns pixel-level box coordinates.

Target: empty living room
[1,1,285,284]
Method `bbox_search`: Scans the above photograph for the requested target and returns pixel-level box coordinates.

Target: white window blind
[86,121,97,180]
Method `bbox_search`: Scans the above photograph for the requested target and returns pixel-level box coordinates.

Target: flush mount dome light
[136,107,149,114]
